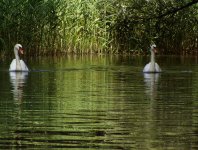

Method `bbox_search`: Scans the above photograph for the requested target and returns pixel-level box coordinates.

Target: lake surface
[0,55,197,149]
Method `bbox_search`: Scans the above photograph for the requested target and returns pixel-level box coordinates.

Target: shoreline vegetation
[0,0,197,56]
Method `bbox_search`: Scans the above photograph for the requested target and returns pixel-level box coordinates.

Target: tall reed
[58,0,116,54]
[0,0,197,55]
[0,0,60,55]
[112,0,198,54]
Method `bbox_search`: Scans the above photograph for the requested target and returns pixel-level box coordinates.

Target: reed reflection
[10,72,28,101]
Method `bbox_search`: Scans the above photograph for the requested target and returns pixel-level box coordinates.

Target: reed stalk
[0,0,197,55]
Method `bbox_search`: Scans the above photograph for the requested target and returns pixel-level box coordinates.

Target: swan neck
[149,50,155,72]
[14,47,21,70]
[14,47,20,60]
[150,50,155,64]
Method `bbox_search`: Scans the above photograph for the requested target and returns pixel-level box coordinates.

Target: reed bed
[0,0,197,55]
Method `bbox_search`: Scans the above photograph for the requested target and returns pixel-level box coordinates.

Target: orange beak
[19,47,24,54]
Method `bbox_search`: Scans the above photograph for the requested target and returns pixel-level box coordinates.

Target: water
[0,55,197,149]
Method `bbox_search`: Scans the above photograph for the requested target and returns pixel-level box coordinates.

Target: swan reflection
[144,73,160,98]
[10,72,28,101]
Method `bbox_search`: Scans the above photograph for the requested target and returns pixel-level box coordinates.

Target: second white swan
[9,44,29,72]
[143,44,161,73]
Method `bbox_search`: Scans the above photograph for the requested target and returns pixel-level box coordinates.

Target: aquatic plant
[112,0,198,54]
[0,0,197,55]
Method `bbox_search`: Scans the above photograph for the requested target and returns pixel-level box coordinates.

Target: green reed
[0,0,197,55]
[58,0,115,54]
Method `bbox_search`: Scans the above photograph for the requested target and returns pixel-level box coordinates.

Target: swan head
[14,44,24,55]
[150,44,157,53]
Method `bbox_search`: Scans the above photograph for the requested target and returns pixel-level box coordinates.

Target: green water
[0,55,197,149]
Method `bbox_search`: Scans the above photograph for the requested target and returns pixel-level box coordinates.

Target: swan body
[143,62,161,73]
[143,44,161,73]
[9,44,29,72]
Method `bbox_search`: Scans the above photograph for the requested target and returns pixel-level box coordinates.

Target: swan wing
[143,62,161,73]
[143,62,151,72]
[155,63,161,72]
[9,59,17,71]
[20,60,29,71]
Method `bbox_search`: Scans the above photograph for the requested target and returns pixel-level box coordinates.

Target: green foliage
[112,0,198,54]
[0,0,60,55]
[58,0,116,53]
[0,0,197,55]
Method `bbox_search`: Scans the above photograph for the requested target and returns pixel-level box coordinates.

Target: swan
[143,44,161,73]
[9,44,29,71]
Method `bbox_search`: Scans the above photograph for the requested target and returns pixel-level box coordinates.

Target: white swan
[143,44,161,73]
[9,44,29,71]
